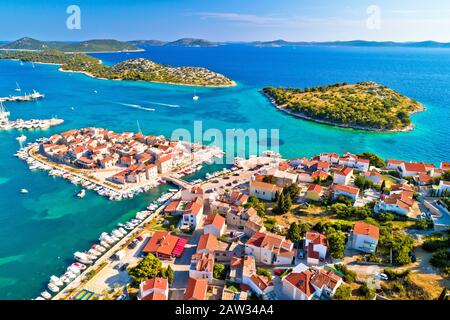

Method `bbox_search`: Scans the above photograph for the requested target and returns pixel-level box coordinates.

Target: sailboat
[15,82,21,92]
[192,89,199,101]
[0,102,10,122]
[137,120,142,134]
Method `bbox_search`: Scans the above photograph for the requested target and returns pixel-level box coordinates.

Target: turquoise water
[0,45,449,299]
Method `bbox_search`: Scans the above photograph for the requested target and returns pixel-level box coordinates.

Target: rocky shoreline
[261,90,425,133]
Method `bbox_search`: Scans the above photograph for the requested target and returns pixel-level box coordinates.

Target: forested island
[0,50,235,87]
[262,82,424,132]
[0,37,140,52]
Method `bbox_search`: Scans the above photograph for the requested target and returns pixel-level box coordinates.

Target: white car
[374,272,388,280]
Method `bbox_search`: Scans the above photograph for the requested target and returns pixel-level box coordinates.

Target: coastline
[261,90,425,133]
[1,56,236,88]
[0,48,145,54]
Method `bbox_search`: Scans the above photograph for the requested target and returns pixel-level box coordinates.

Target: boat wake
[115,102,155,112]
[146,101,180,108]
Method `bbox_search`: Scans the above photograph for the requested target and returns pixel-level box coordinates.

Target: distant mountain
[164,38,219,47]
[1,37,140,52]
[251,39,450,48]
[128,40,167,46]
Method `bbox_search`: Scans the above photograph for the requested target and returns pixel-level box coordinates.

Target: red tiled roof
[334,184,359,195]
[204,214,225,230]
[197,233,218,253]
[353,222,379,240]
[143,231,186,257]
[306,231,327,246]
[307,184,322,193]
[184,278,208,300]
[285,270,316,297]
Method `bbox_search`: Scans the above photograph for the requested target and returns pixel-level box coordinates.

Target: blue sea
[0,45,449,299]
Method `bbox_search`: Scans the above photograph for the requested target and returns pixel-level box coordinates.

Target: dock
[0,90,45,103]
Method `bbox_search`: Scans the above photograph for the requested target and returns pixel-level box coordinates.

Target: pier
[0,90,44,103]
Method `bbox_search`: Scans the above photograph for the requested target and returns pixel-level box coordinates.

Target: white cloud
[196,12,285,25]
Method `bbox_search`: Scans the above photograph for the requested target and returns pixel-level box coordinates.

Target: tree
[284,183,300,200]
[357,152,386,168]
[166,265,174,285]
[213,263,227,280]
[287,222,302,242]
[391,233,415,265]
[327,229,346,259]
[380,180,386,193]
[333,285,352,300]
[358,283,375,299]
[256,267,273,280]
[128,254,162,284]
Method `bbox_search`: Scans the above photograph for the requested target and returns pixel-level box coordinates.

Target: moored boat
[47,283,60,293]
[74,251,92,264]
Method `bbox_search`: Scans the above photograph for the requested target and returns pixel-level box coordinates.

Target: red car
[274,269,283,276]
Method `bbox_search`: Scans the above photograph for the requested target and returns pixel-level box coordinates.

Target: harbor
[0,101,63,130]
[0,90,45,103]
[46,190,178,300]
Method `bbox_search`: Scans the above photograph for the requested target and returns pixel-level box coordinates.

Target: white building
[249,180,283,201]
[333,167,353,185]
[349,222,379,253]
[245,232,296,266]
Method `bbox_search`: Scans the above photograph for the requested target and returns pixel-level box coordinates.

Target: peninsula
[262,82,424,132]
[0,50,235,87]
[0,37,141,53]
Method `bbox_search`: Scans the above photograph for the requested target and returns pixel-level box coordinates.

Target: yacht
[15,82,21,92]
[100,240,110,248]
[73,251,92,264]
[30,90,45,100]
[118,228,127,236]
[47,283,60,293]
[88,248,102,257]
[112,229,124,238]
[60,275,71,284]
[71,262,87,270]
[67,266,81,275]
[92,244,106,253]
[40,291,52,300]
[77,189,86,198]
[64,271,77,281]
[49,275,64,287]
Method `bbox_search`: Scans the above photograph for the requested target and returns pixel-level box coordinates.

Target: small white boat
[41,291,52,300]
[77,189,86,198]
[60,275,71,284]
[71,262,87,270]
[67,266,81,275]
[118,227,127,236]
[47,283,60,293]
[87,253,98,261]
[112,229,124,238]
[49,275,63,287]
[64,271,77,280]
[35,297,46,300]
[88,248,101,256]
[15,82,21,92]
[16,134,27,142]
[20,189,29,194]
[74,251,92,264]
[92,245,106,253]
[100,240,110,248]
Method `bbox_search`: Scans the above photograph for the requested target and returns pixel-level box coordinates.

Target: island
[128,38,219,47]
[0,37,141,53]
[0,50,235,87]
[251,39,450,48]
[262,81,424,132]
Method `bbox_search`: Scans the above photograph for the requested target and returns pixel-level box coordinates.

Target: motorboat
[118,228,127,236]
[35,296,46,300]
[77,189,86,198]
[74,251,92,264]
[47,283,60,293]
[88,248,102,257]
[112,229,124,238]
[60,275,71,284]
[20,189,29,194]
[41,291,52,300]
[64,271,77,280]
[71,262,87,270]
[100,240,110,248]
[67,266,81,275]
[92,244,106,253]
[49,275,64,287]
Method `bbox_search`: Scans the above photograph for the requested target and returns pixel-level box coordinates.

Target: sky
[1,0,450,42]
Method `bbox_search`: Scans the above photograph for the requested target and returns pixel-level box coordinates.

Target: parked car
[274,269,283,276]
[116,294,127,300]
[136,235,143,242]
[128,242,137,249]
[119,263,129,272]
[374,272,388,280]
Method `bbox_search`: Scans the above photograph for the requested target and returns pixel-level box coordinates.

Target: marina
[0,90,45,102]
[0,101,63,130]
